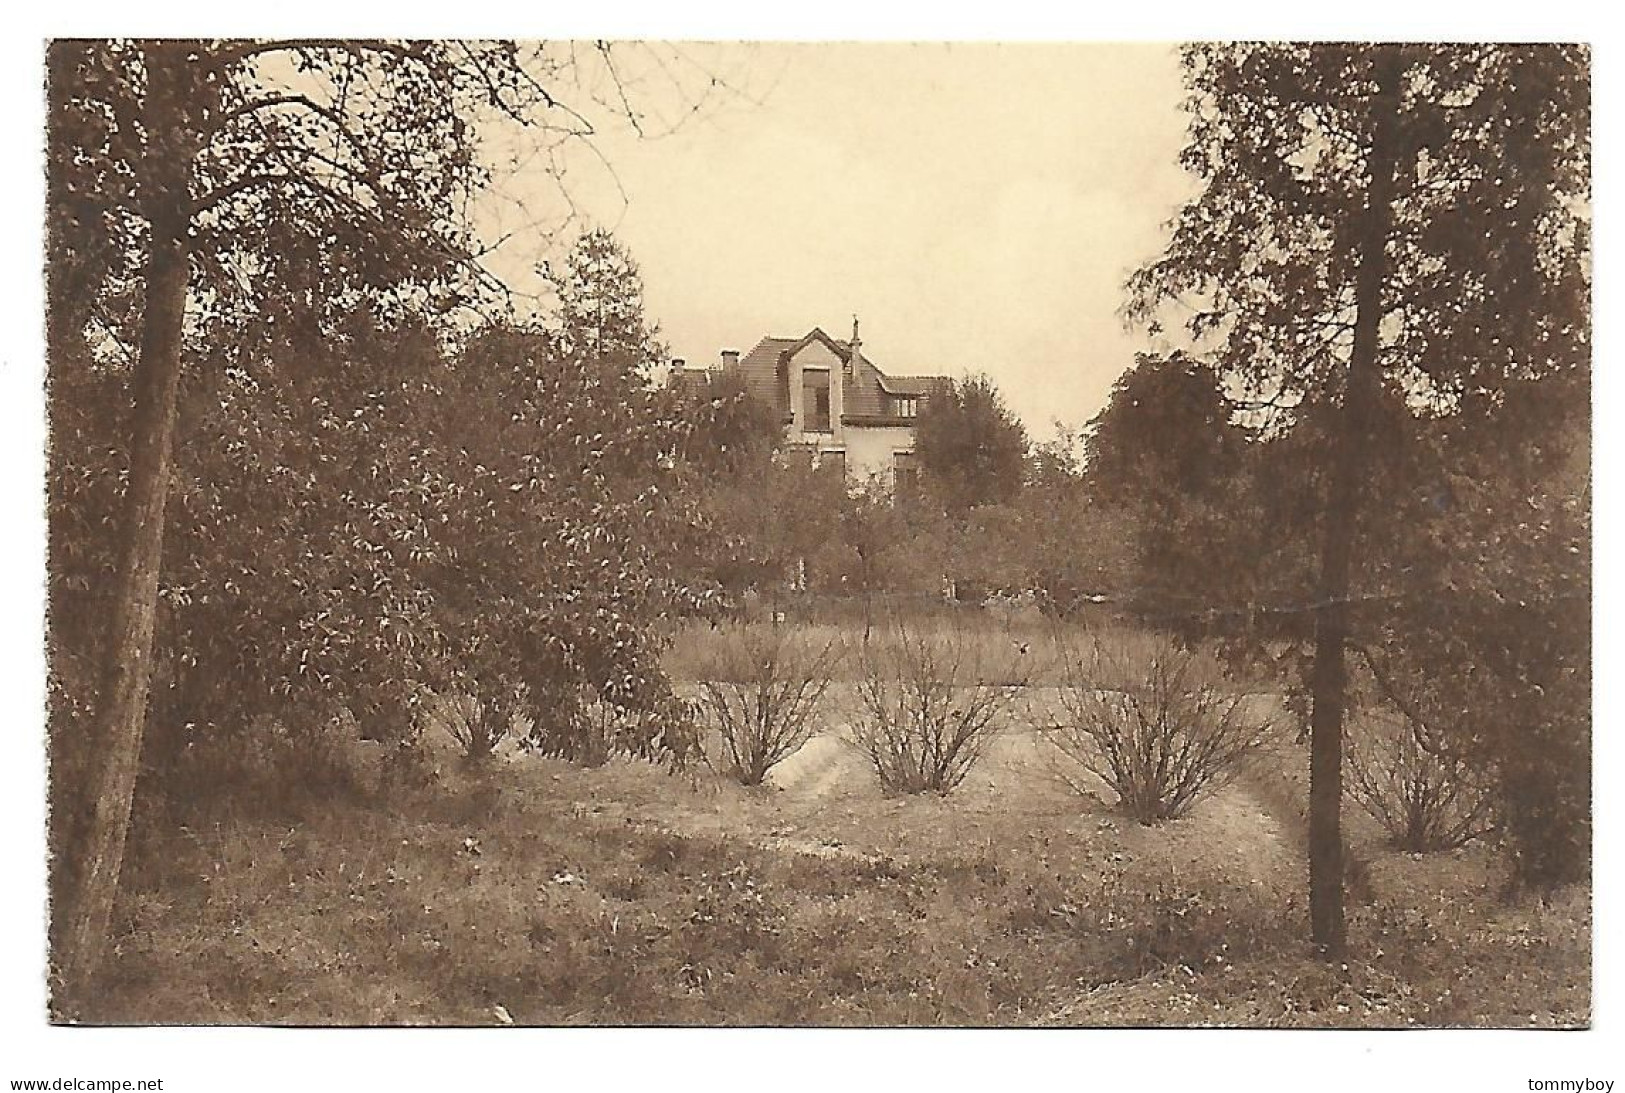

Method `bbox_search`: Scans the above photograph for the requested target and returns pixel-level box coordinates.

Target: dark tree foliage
[832,479,914,636]
[701,451,850,601]
[1085,353,1316,630]
[1092,346,1589,887]
[1123,44,1589,945]
[1358,369,1590,890]
[670,365,783,479]
[45,38,698,998]
[432,324,710,762]
[913,374,1028,514]
[49,39,539,995]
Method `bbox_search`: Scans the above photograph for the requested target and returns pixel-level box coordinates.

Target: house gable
[725,325,949,459]
[784,335,845,372]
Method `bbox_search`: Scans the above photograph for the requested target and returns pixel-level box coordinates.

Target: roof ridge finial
[851,314,861,349]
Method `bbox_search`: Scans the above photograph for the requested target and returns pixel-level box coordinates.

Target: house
[686,320,947,489]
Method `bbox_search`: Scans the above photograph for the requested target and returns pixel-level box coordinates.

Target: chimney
[671,357,687,371]
[720,348,740,370]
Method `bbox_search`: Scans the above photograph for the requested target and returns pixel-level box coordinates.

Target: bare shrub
[694,623,843,785]
[1345,706,1497,852]
[851,619,1028,795]
[1343,648,1499,853]
[1045,633,1277,823]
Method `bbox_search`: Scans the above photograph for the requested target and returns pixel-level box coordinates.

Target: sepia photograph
[11,12,1609,1089]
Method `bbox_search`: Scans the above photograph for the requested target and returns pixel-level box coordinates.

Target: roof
[735,336,800,419]
[731,328,949,424]
[876,374,944,397]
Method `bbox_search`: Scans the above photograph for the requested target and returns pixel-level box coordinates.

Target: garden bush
[1344,705,1497,853]
[694,623,843,785]
[1045,633,1277,823]
[851,619,1028,794]
[427,680,524,765]
[521,675,701,771]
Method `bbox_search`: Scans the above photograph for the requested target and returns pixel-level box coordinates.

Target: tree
[1355,366,1590,888]
[1083,353,1300,625]
[416,322,709,764]
[546,228,669,383]
[45,38,662,997]
[699,450,848,602]
[835,476,912,638]
[1126,44,1589,952]
[913,374,1027,514]
[670,363,783,479]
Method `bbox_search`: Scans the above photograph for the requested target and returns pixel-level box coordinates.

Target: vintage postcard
[29,30,1597,1092]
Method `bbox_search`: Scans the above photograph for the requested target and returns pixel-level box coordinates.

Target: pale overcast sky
[481,43,1198,438]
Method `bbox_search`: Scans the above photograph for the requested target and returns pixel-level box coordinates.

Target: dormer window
[894,396,918,418]
[803,370,832,432]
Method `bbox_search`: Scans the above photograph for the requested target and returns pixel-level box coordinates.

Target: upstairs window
[802,370,832,432]
[894,396,918,418]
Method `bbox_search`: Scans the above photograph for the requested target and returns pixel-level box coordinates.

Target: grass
[662,611,1104,686]
[76,712,1589,1027]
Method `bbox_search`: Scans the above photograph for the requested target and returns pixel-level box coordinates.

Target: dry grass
[663,611,1114,686]
[79,710,1588,1027]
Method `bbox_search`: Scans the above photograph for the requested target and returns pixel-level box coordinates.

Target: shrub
[1351,643,1584,888]
[522,677,700,771]
[1345,706,1497,853]
[694,623,843,785]
[1045,633,1277,823]
[851,619,1028,794]
[1499,730,1589,893]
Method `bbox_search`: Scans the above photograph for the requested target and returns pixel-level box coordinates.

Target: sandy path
[768,734,868,800]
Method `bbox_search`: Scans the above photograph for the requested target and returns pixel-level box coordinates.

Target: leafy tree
[1355,367,1590,888]
[1084,353,1317,631]
[419,323,709,763]
[670,364,783,479]
[1016,425,1136,615]
[667,361,875,610]
[834,476,914,637]
[1126,44,1589,951]
[1089,345,1589,881]
[45,38,682,997]
[913,374,1027,514]
[699,451,848,602]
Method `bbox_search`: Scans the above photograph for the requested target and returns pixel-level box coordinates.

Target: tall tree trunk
[56,45,195,1001]
[1307,49,1405,954]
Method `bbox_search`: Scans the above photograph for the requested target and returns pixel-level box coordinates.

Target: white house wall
[844,425,916,485]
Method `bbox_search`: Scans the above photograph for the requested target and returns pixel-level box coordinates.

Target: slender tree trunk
[1307,49,1405,954]
[56,46,195,1001]
[861,550,874,644]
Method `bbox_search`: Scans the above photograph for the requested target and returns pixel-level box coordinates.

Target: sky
[477,43,1199,438]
